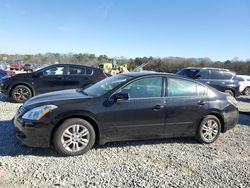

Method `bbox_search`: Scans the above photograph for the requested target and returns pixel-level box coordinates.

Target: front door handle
[152,105,164,111]
[197,100,207,105]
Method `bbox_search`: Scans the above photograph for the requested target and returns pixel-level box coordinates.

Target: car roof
[121,71,170,77]
[183,67,231,72]
[47,63,100,69]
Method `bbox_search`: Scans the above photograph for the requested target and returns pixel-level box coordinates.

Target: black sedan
[0,64,107,103]
[13,72,239,156]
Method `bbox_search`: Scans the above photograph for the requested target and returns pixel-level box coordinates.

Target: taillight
[98,76,106,80]
[226,95,238,108]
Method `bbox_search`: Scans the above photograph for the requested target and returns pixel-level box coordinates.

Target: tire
[224,89,234,97]
[11,85,32,103]
[196,115,221,144]
[53,118,96,156]
[244,87,250,96]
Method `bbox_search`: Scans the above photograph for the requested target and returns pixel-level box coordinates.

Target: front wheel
[53,118,96,156]
[196,115,221,144]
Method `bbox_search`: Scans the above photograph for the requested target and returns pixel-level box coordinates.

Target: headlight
[22,105,58,120]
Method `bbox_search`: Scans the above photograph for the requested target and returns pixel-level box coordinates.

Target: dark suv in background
[0,64,107,103]
[176,67,240,97]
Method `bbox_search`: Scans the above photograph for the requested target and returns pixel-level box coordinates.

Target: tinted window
[168,78,197,97]
[223,72,234,80]
[121,77,163,98]
[176,69,199,78]
[44,66,64,75]
[86,67,93,75]
[210,70,224,79]
[210,70,234,80]
[197,70,210,79]
[68,67,85,75]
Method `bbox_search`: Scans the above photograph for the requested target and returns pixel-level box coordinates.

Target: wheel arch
[50,113,100,146]
[203,111,225,133]
[9,82,35,97]
[224,88,235,97]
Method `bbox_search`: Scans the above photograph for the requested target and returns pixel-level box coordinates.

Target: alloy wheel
[201,119,219,142]
[245,87,250,96]
[13,87,31,102]
[61,124,90,152]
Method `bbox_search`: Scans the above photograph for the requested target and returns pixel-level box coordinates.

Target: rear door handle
[152,105,165,111]
[197,100,207,105]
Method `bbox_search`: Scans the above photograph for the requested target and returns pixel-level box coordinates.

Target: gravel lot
[0,93,249,188]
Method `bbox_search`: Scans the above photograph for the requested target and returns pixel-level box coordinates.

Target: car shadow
[0,120,59,157]
[95,137,198,151]
[0,113,249,157]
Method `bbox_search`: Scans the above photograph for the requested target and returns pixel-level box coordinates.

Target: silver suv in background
[237,75,250,96]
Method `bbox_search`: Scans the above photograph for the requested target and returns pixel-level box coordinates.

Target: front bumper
[13,115,52,148]
[0,80,9,95]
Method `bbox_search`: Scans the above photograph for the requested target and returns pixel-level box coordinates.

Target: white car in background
[237,75,250,96]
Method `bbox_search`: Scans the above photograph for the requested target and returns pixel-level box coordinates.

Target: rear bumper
[13,115,51,148]
[222,105,239,132]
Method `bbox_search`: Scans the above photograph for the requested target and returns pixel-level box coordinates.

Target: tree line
[1,53,249,75]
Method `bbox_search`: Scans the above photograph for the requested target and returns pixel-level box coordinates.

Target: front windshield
[83,74,132,97]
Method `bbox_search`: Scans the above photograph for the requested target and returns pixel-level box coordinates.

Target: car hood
[23,89,92,107]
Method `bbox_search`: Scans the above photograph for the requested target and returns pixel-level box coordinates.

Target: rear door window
[167,78,197,97]
[68,66,86,75]
[86,67,93,75]
[196,70,210,79]
[210,70,224,80]
[197,84,207,96]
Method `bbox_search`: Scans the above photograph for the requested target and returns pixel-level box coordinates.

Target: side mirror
[112,92,129,102]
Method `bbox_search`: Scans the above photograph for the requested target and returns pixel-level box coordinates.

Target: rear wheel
[53,118,95,156]
[196,115,221,144]
[244,87,250,96]
[11,85,32,103]
[224,89,234,97]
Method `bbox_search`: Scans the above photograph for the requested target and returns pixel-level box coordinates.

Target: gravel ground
[0,94,249,188]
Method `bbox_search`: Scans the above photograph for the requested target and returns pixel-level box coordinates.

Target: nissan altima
[13,72,239,156]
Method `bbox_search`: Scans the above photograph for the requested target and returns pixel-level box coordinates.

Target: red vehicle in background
[10,63,22,71]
